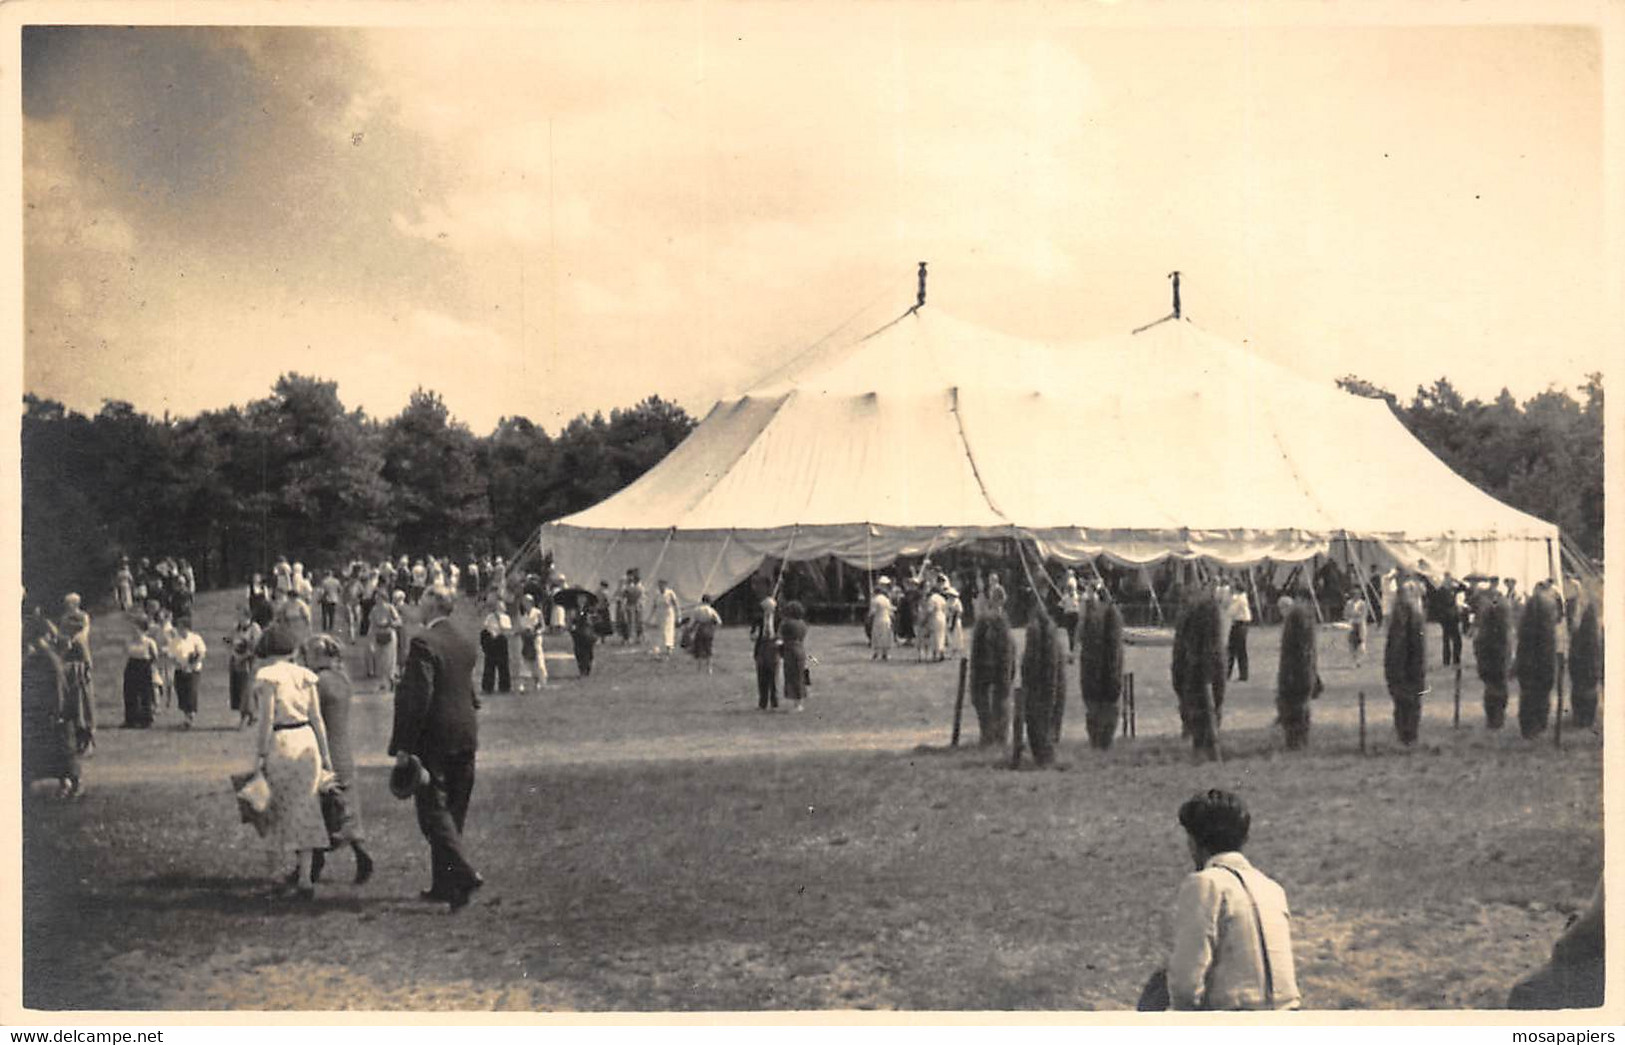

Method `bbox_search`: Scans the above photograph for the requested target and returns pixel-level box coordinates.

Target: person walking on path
[226,605,262,728]
[367,591,403,691]
[250,624,336,900]
[24,614,82,800]
[121,615,159,728]
[169,615,207,728]
[389,586,484,910]
[304,635,374,886]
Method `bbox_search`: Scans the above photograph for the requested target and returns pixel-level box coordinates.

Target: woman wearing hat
[24,613,82,799]
[304,634,373,885]
[868,580,895,661]
[251,624,336,899]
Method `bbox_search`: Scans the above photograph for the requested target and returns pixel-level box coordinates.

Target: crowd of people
[20,546,1600,1000]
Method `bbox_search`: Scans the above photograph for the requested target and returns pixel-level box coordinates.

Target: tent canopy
[538,306,1559,607]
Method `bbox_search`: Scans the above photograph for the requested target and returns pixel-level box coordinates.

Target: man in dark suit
[389,585,484,910]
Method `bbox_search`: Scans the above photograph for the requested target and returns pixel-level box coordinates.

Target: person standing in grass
[751,605,780,710]
[689,594,722,674]
[168,615,207,729]
[59,593,96,756]
[121,614,159,728]
[479,595,513,695]
[778,600,810,712]
[1152,789,1301,1010]
[516,593,548,691]
[651,579,680,657]
[1343,591,1369,667]
[867,580,895,661]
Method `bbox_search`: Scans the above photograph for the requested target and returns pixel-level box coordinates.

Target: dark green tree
[380,388,490,556]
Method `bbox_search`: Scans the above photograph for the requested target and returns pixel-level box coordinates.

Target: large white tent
[535,304,1560,608]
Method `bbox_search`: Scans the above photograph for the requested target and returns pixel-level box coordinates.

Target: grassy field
[21,589,1603,1012]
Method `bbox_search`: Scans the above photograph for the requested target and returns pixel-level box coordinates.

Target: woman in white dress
[868,582,895,661]
[517,593,548,691]
[251,624,335,899]
[921,578,948,662]
[651,579,681,656]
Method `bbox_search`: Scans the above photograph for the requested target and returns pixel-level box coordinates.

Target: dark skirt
[123,658,154,727]
[229,662,254,711]
[782,645,807,701]
[691,622,717,659]
[23,715,77,785]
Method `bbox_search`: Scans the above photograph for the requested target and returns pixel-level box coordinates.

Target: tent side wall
[541,522,1560,611]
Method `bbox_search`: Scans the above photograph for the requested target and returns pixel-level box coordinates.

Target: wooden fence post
[951,657,968,747]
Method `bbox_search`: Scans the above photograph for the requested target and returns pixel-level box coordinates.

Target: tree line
[21,369,1603,609]
[21,374,696,605]
[1335,373,1604,567]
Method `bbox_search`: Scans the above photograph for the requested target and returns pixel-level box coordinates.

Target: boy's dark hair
[1178,789,1251,854]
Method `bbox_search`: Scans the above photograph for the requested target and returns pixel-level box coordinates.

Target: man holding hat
[389,585,484,910]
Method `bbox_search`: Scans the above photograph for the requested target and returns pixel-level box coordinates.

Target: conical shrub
[1517,590,1558,738]
[1276,602,1318,749]
[970,614,1016,746]
[1021,617,1067,766]
[1384,590,1427,744]
[1078,600,1125,749]
[1172,594,1226,758]
[1473,594,1511,729]
[1569,597,1600,729]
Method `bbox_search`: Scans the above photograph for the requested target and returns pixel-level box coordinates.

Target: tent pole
[1086,554,1112,603]
[648,527,676,588]
[697,531,735,601]
[586,528,625,592]
[1306,553,1325,624]
[1143,565,1163,626]
[1012,528,1055,627]
[770,525,800,604]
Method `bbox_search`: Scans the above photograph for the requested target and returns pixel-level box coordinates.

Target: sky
[18,6,1615,434]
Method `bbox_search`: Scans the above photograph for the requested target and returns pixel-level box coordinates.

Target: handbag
[319,781,349,844]
[231,768,274,837]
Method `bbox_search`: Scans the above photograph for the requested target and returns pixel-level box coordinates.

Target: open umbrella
[552,587,599,613]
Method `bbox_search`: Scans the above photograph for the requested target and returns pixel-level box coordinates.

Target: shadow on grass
[132,872,386,916]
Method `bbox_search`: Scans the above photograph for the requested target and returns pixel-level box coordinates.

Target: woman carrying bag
[249,624,336,900]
